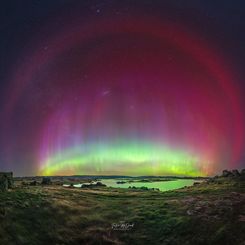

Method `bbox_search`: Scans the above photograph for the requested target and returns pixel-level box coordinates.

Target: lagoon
[101,178,199,192]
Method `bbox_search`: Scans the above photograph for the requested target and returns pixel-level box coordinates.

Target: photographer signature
[111,221,135,231]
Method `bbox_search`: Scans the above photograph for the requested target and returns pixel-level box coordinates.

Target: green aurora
[40,141,209,176]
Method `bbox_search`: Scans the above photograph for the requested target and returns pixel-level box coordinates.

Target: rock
[0,175,8,192]
[0,172,14,190]
[220,169,244,177]
[41,177,51,185]
[95,182,106,187]
[222,170,233,177]
[241,169,245,176]
[231,169,240,177]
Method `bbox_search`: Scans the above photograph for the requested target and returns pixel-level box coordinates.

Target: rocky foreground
[0,173,244,245]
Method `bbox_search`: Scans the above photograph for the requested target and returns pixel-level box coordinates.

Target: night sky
[0,0,245,177]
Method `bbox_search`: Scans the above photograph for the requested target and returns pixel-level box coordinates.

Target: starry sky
[0,0,245,177]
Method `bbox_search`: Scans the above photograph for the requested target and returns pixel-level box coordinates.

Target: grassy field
[0,177,244,245]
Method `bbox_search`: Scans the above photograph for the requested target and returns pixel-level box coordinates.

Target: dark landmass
[128,178,175,183]
[0,170,244,244]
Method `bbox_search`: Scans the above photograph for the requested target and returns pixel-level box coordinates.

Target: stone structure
[0,172,14,191]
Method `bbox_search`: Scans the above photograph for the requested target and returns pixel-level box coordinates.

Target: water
[100,179,199,192]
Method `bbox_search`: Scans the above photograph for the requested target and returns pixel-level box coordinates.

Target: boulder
[95,182,106,187]
[241,169,245,176]
[231,169,240,177]
[0,176,8,192]
[0,172,13,190]
[222,170,233,177]
[0,172,13,188]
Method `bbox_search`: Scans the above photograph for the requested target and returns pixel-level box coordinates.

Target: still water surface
[100,179,199,192]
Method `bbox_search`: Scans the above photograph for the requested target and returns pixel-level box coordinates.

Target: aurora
[0,1,244,177]
[40,140,209,176]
